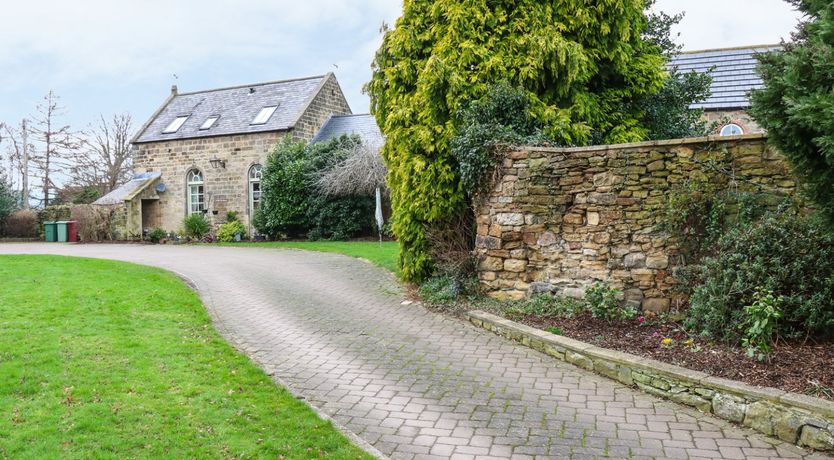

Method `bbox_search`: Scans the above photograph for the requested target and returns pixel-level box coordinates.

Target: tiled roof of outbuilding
[669,45,781,110]
[311,114,384,147]
[134,74,331,143]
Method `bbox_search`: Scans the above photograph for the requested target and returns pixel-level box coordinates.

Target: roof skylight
[251,106,278,125]
[200,116,220,130]
[163,116,189,134]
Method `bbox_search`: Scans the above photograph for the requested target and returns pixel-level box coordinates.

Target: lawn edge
[466,310,834,453]
[168,268,389,460]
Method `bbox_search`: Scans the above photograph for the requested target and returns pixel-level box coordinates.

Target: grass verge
[219,241,399,275]
[0,255,372,460]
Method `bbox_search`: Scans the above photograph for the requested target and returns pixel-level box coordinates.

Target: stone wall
[469,311,834,452]
[475,134,797,306]
[293,74,353,140]
[705,109,764,135]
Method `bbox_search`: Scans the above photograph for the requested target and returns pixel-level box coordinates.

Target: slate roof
[134,74,330,143]
[93,172,162,205]
[311,114,384,147]
[669,45,781,110]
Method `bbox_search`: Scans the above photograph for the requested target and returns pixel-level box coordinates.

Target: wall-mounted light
[209,156,226,169]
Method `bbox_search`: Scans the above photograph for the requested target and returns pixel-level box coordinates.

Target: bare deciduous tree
[0,120,31,209]
[314,140,387,197]
[29,91,79,206]
[68,113,135,195]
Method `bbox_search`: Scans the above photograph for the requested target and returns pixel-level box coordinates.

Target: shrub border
[467,310,834,452]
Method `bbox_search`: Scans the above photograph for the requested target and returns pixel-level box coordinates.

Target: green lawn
[223,241,400,275]
[0,255,372,460]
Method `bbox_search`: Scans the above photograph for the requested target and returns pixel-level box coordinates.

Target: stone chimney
[171,85,178,95]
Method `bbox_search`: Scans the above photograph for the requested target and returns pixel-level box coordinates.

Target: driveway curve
[0,243,827,460]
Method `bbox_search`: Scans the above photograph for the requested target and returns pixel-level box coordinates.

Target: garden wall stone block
[475,135,798,308]
[467,310,834,453]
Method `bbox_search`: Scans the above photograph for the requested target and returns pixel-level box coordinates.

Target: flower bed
[517,312,834,399]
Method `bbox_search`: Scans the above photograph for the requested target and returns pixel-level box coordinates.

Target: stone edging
[467,310,834,452]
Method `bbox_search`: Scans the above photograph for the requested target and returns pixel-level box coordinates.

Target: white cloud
[653,0,801,50]
[0,0,804,130]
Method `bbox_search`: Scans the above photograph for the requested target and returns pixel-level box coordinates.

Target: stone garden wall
[475,134,797,307]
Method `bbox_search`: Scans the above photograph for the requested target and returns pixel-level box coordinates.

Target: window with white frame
[186,169,205,215]
[248,164,263,219]
[719,123,744,136]
[251,106,278,125]
[164,116,189,134]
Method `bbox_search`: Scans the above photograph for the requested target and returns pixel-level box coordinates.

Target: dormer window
[163,116,189,134]
[251,106,278,125]
[200,116,220,130]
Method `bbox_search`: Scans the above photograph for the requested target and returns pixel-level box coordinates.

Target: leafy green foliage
[0,179,17,227]
[182,213,211,239]
[750,2,834,222]
[451,83,549,196]
[257,137,309,237]
[255,136,374,241]
[504,295,585,320]
[584,283,636,322]
[639,4,713,140]
[663,181,786,265]
[217,220,247,243]
[640,70,713,140]
[741,289,783,362]
[546,326,564,336]
[367,1,668,282]
[685,210,834,342]
[148,227,167,244]
[225,211,239,222]
[418,275,462,305]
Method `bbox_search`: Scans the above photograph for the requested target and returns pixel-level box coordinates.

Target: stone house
[670,45,780,135]
[96,73,354,238]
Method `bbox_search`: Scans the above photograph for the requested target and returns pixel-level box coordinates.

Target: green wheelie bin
[44,221,58,242]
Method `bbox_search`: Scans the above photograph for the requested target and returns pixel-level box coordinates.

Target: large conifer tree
[751,1,834,222]
[367,1,667,281]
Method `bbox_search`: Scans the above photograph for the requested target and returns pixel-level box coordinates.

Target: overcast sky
[0,0,802,137]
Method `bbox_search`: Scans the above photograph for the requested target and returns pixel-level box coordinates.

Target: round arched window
[719,123,744,137]
[186,169,205,215]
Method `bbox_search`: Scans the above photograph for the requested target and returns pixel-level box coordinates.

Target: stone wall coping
[781,392,834,420]
[514,133,768,155]
[467,309,834,450]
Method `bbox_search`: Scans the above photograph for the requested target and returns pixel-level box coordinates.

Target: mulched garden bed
[519,313,834,400]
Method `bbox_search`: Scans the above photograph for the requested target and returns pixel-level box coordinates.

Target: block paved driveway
[1,243,828,460]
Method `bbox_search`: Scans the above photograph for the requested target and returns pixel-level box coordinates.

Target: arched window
[720,123,744,137]
[248,164,263,218]
[186,169,205,215]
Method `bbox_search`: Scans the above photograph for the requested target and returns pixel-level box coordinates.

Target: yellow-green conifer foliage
[367,1,667,282]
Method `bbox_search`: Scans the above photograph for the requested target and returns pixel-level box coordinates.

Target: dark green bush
[255,136,373,241]
[685,211,834,342]
[0,180,17,226]
[182,214,210,239]
[148,228,167,244]
[451,82,549,197]
[256,138,309,238]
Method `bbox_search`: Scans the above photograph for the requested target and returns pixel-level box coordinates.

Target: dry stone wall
[475,134,797,307]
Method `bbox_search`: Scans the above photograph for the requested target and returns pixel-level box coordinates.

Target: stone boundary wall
[467,311,834,452]
[475,134,797,306]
